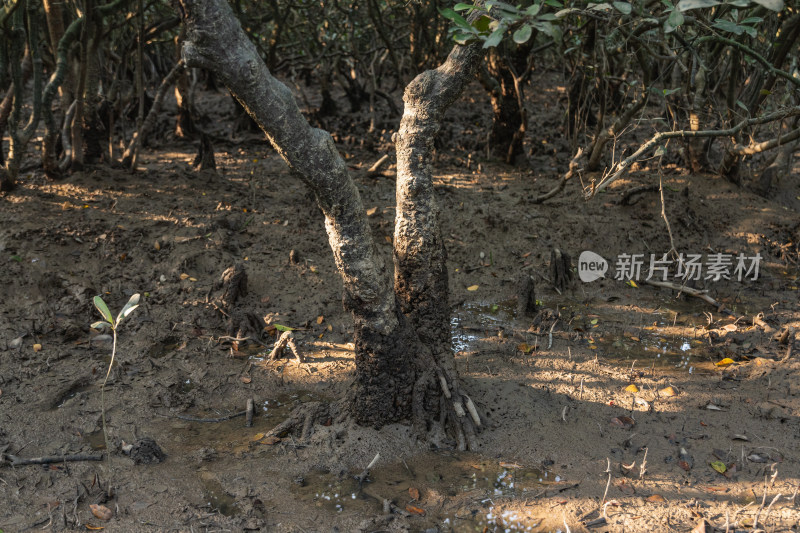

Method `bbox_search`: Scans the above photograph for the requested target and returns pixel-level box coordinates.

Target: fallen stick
[4,453,104,467]
[643,279,734,315]
[246,398,255,427]
[174,411,247,423]
[367,154,390,174]
[355,453,381,490]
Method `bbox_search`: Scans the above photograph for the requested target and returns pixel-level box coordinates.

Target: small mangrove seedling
[91,293,140,468]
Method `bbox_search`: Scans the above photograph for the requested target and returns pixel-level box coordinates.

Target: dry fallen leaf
[90,504,113,520]
[179,273,190,280]
[316,315,324,324]
[405,505,425,516]
[240,376,252,384]
[616,480,635,495]
[408,487,420,500]
[33,343,42,352]
[366,207,378,216]
[610,416,635,429]
[646,494,666,503]
[517,343,534,354]
[659,386,678,397]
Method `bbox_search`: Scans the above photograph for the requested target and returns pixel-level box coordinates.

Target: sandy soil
[1,75,800,533]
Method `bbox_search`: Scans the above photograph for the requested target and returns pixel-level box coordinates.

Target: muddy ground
[1,74,800,533]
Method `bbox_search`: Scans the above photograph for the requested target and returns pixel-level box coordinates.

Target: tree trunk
[486,48,524,163]
[395,35,485,449]
[179,0,414,426]
[178,0,483,449]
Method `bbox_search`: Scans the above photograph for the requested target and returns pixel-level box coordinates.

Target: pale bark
[394,23,484,450]
[178,0,484,448]
[178,0,413,426]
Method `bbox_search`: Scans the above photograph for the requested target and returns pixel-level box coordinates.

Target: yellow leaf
[327,324,332,331]
[517,343,533,354]
[710,461,727,474]
[715,358,735,367]
[180,273,190,280]
[467,285,479,291]
[309,265,318,273]
[189,277,197,282]
[590,318,598,325]
[316,315,324,324]
[625,384,639,393]
[33,343,42,352]
[659,386,678,397]
[366,207,378,216]
[627,280,638,288]
[630,336,640,341]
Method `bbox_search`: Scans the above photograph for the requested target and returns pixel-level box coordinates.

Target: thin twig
[4,453,104,467]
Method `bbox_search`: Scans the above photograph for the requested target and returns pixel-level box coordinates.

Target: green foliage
[439,0,563,47]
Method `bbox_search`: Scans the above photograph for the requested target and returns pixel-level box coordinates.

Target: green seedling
[91,293,140,468]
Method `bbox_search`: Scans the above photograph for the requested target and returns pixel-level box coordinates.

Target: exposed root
[265,401,332,443]
[268,330,303,363]
[412,352,482,451]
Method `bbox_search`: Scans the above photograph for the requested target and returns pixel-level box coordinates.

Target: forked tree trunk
[178,0,483,449]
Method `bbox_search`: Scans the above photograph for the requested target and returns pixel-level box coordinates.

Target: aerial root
[412,360,482,451]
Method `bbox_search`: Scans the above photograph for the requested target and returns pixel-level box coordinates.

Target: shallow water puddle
[452,300,518,353]
[293,452,557,530]
[199,473,240,516]
[162,391,323,454]
[595,334,713,371]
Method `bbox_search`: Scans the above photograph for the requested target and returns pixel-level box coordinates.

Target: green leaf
[94,296,114,324]
[712,19,744,35]
[751,0,783,11]
[664,8,684,32]
[710,460,727,474]
[439,8,472,30]
[10,255,21,262]
[483,26,505,48]
[453,32,475,44]
[116,293,141,324]
[274,324,295,332]
[525,3,541,16]
[677,0,720,11]
[613,1,632,13]
[662,87,681,96]
[454,2,475,10]
[91,321,111,331]
[513,24,533,43]
[544,0,563,6]
[473,15,492,33]
[535,21,561,41]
